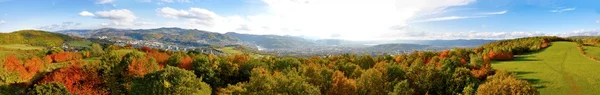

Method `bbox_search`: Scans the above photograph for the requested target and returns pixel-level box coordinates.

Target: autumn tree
[476,71,537,95]
[145,51,170,68]
[302,63,333,93]
[357,69,386,95]
[119,52,159,77]
[327,71,357,95]
[39,64,108,95]
[130,66,211,95]
[243,67,321,95]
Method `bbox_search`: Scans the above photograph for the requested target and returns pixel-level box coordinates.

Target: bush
[27,82,71,95]
[130,66,211,95]
[476,71,537,95]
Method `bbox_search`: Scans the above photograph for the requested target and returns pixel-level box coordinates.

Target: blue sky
[0,0,599,40]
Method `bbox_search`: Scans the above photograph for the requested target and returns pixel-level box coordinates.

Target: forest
[0,35,566,95]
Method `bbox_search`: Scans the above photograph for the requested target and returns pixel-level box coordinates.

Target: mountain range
[56,28,496,49]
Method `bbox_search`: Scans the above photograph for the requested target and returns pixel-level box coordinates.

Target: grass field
[114,49,145,56]
[217,47,264,58]
[0,44,44,50]
[492,42,600,95]
[67,41,93,48]
[218,47,244,54]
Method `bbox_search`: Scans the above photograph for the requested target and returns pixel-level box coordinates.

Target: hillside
[0,30,78,47]
[226,32,316,49]
[58,28,242,46]
[492,42,600,95]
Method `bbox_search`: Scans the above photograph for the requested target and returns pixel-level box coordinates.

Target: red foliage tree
[39,64,107,95]
[127,58,152,77]
[140,46,155,53]
[227,54,249,65]
[145,52,170,68]
[48,52,83,63]
[2,55,44,81]
[439,50,450,59]
[488,51,514,61]
[179,56,193,70]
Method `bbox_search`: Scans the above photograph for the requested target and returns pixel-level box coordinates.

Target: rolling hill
[0,30,79,47]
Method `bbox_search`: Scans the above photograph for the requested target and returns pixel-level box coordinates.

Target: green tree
[388,80,414,95]
[90,43,104,57]
[273,57,301,71]
[243,67,321,95]
[130,66,211,95]
[27,82,71,95]
[357,69,386,95]
[357,55,375,69]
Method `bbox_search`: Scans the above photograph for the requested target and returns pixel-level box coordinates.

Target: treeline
[0,36,566,95]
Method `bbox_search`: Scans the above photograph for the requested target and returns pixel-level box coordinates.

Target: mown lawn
[492,42,600,95]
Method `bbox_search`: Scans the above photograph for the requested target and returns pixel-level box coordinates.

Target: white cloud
[0,20,5,24]
[157,7,248,32]
[161,0,172,2]
[480,10,507,15]
[154,0,189,3]
[242,0,476,40]
[550,7,576,13]
[79,11,95,17]
[96,0,114,4]
[596,20,600,23]
[79,9,138,26]
[415,16,484,22]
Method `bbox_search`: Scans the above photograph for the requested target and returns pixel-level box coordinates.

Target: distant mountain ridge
[225,32,316,49]
[56,28,497,50]
[58,28,242,46]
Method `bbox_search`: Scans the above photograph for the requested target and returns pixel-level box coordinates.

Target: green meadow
[0,44,44,50]
[492,42,600,95]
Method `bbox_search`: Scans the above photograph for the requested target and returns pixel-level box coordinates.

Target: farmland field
[492,42,600,95]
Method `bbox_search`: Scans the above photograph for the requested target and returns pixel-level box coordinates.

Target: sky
[0,0,599,40]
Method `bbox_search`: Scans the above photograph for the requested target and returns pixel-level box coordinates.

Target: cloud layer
[37,22,82,30]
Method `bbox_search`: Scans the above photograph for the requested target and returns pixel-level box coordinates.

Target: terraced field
[492,42,600,95]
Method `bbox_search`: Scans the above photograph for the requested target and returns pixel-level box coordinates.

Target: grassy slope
[492,42,600,95]
[217,47,264,58]
[0,44,44,58]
